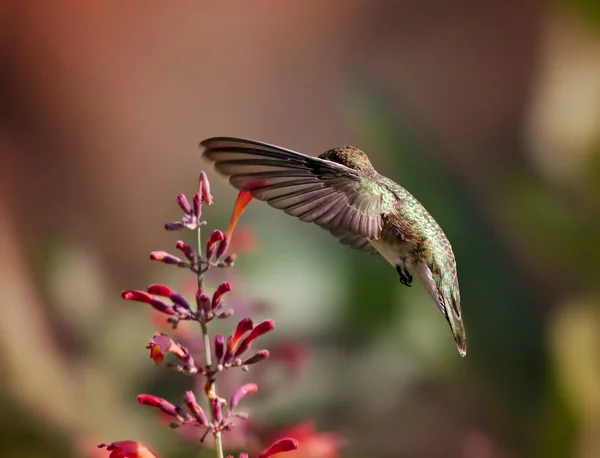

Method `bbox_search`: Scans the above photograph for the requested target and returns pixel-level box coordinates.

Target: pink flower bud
[211,398,223,424]
[176,193,192,214]
[184,390,208,426]
[150,251,184,265]
[214,334,225,362]
[229,383,258,410]
[137,394,180,418]
[199,171,214,205]
[122,290,176,316]
[122,290,153,303]
[193,193,202,220]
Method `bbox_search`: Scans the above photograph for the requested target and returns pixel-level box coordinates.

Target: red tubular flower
[206,230,225,261]
[231,318,253,349]
[258,438,299,458]
[184,390,208,426]
[212,282,231,310]
[137,394,180,418]
[233,320,275,359]
[229,383,258,410]
[147,284,174,297]
[199,171,213,205]
[122,290,176,316]
[176,193,192,215]
[216,236,230,260]
[226,190,254,239]
[97,441,158,458]
[223,335,235,364]
[145,332,194,370]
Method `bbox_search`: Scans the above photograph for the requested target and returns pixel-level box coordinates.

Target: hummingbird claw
[396,264,413,287]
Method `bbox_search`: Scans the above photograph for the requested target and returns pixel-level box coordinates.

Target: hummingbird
[200,137,467,357]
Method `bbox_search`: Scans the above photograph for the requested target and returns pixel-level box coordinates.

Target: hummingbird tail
[446,309,467,357]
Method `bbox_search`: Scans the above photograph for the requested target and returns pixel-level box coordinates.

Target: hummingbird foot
[395,264,413,287]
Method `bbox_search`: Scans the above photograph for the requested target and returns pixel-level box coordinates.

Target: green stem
[197,225,224,458]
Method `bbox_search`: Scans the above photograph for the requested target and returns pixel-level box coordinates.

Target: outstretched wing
[200,137,385,250]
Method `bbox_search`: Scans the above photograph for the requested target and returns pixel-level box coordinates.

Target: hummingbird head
[319,146,376,173]
[417,261,467,357]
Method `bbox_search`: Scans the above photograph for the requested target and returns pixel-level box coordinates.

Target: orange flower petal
[226,190,254,239]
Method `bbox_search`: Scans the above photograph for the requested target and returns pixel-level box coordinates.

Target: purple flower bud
[193,193,202,220]
[242,350,270,366]
[150,251,184,266]
[211,398,223,424]
[184,391,208,426]
[206,230,225,261]
[170,292,192,312]
[176,193,192,214]
[212,282,231,310]
[234,320,275,358]
[137,394,180,418]
[199,171,214,205]
[229,383,258,410]
[214,334,225,361]
[176,240,196,262]
[165,222,185,231]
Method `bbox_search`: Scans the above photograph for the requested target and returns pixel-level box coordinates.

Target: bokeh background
[1,1,600,457]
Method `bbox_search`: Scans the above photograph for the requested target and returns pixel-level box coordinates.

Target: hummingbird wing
[200,137,384,250]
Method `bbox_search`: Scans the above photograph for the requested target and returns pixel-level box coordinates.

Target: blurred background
[1,1,600,457]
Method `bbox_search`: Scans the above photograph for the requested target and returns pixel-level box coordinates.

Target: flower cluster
[98,172,299,458]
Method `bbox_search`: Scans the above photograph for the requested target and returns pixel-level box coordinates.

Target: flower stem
[197,225,224,458]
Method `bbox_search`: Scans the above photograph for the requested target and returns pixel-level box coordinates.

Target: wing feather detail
[201,137,387,249]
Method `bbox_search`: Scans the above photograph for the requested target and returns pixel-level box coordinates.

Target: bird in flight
[200,137,466,357]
